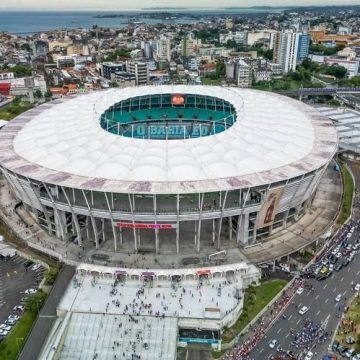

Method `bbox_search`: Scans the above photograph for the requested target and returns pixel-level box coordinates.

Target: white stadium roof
[0,86,338,194]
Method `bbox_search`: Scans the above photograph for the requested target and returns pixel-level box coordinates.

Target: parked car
[334,263,343,272]
[335,294,342,302]
[296,287,304,295]
[346,348,356,358]
[31,264,41,271]
[25,288,37,295]
[304,351,313,360]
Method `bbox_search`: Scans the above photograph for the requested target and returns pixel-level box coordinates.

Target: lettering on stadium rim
[116,222,178,229]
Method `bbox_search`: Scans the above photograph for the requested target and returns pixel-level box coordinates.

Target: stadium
[0,85,338,256]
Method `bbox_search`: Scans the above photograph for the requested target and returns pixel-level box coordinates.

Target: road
[249,161,360,360]
[18,265,75,360]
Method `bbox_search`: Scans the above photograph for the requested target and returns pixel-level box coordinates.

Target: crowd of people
[291,319,322,349]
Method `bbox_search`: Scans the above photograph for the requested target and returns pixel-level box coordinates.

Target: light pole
[16,337,24,356]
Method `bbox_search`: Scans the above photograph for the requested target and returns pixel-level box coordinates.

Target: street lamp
[16,337,24,356]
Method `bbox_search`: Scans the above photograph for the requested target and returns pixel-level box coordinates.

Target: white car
[347,232,352,238]
[8,314,19,321]
[304,351,313,360]
[355,284,360,292]
[269,339,277,349]
[0,329,9,336]
[13,305,24,312]
[336,252,342,258]
[25,288,37,295]
[0,324,11,331]
[335,294,342,302]
[31,264,41,271]
[296,287,304,295]
[299,306,309,315]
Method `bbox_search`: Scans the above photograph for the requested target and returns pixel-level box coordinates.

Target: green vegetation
[0,290,47,360]
[0,65,32,78]
[337,163,354,225]
[335,295,360,352]
[103,48,131,61]
[338,76,360,88]
[44,266,59,286]
[193,28,220,43]
[310,43,345,56]
[201,76,222,85]
[221,279,287,344]
[0,98,32,120]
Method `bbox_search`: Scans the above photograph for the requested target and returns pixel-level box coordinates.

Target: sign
[256,187,284,228]
[178,338,219,344]
[116,222,178,229]
[171,94,185,106]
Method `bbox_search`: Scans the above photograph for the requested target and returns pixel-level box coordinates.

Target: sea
[0,9,286,35]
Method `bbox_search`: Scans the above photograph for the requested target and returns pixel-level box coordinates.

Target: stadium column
[236,188,250,246]
[104,192,117,251]
[229,217,233,241]
[81,190,99,248]
[43,184,66,241]
[237,213,249,245]
[61,186,82,247]
[212,219,216,244]
[217,191,228,250]
[128,194,137,253]
[197,193,204,253]
[176,194,180,254]
[154,194,159,254]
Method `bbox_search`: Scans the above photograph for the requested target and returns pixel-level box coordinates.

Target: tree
[20,43,32,52]
[34,89,42,99]
[11,65,32,78]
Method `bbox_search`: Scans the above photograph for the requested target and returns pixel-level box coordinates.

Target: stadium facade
[0,86,338,255]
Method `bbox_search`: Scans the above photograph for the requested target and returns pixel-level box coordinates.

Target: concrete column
[229,217,233,241]
[91,216,99,248]
[212,219,216,244]
[155,228,159,254]
[54,210,66,241]
[101,218,105,242]
[86,216,90,240]
[73,214,82,247]
[283,209,290,227]
[237,213,249,246]
[176,223,179,254]
[197,219,201,253]
[138,229,141,248]
[194,221,197,245]
[119,227,123,246]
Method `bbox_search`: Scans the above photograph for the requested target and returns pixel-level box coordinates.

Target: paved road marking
[316,310,321,315]
[325,298,329,303]
[348,267,351,272]
[340,277,344,282]
[259,348,264,353]
[357,270,360,275]
[277,328,282,334]
[315,294,319,300]
[285,333,290,338]
[324,284,328,289]
[333,287,337,293]
[296,319,301,325]
[288,314,292,321]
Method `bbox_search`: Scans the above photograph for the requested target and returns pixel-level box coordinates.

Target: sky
[0,0,359,10]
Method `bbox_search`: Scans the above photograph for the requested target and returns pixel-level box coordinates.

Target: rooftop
[0,86,337,194]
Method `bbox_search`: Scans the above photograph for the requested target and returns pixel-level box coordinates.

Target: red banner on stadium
[116,222,177,229]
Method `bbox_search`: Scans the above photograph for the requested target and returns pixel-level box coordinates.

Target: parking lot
[0,254,44,335]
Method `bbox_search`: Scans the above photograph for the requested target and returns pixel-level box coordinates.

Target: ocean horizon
[0,8,286,34]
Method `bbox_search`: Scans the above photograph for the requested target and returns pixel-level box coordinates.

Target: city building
[56,56,76,69]
[113,71,136,87]
[32,40,49,58]
[0,86,337,254]
[236,60,252,88]
[100,62,126,80]
[273,30,309,73]
[156,36,171,62]
[297,34,311,63]
[0,72,14,81]
[126,60,149,85]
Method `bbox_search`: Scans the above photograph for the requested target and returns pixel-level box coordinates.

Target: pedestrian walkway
[58,313,178,360]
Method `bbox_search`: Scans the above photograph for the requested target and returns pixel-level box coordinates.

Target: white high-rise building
[156,37,171,62]
[273,30,300,73]
[126,61,149,85]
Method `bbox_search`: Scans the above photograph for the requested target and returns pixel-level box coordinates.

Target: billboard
[257,187,284,229]
[116,222,178,229]
[171,94,185,106]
